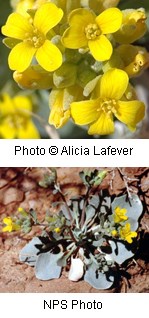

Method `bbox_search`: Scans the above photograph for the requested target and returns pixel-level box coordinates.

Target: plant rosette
[19,187,143,290]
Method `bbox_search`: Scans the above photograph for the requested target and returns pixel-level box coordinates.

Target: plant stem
[80,187,91,228]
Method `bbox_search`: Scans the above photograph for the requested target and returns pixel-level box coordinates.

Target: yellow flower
[2,3,63,72]
[62,7,122,61]
[119,223,137,244]
[111,229,118,237]
[54,227,61,233]
[71,68,145,135]
[114,8,147,44]
[49,85,83,129]
[13,65,54,89]
[116,44,149,78]
[2,217,20,232]
[102,44,149,78]
[0,94,40,139]
[113,206,128,223]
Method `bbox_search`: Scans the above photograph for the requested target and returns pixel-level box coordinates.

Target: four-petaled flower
[2,3,63,72]
[62,7,122,61]
[2,217,20,233]
[113,206,128,223]
[71,68,145,135]
[119,223,137,243]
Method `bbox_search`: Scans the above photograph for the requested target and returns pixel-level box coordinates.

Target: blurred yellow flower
[0,94,40,139]
[2,3,63,72]
[2,217,20,232]
[113,206,128,223]
[62,7,122,61]
[119,223,137,244]
[71,68,145,135]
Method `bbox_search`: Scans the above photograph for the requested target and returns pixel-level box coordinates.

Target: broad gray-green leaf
[109,240,134,265]
[85,205,96,224]
[84,265,114,289]
[89,195,100,208]
[19,237,41,266]
[112,194,143,231]
[61,204,73,220]
[35,251,63,280]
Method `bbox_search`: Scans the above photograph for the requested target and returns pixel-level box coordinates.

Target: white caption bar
[0,139,148,167]
[0,293,148,318]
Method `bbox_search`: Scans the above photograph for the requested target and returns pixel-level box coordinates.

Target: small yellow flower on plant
[2,217,20,232]
[62,7,122,61]
[114,8,147,44]
[71,68,145,135]
[0,94,39,139]
[119,223,137,244]
[2,3,63,72]
[113,206,128,223]
[54,227,61,233]
[111,229,118,237]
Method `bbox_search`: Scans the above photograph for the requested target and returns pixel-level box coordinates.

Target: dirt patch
[0,167,149,293]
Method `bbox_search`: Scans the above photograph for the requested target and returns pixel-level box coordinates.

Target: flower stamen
[85,23,101,40]
[24,28,45,48]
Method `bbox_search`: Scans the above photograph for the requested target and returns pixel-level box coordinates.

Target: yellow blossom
[113,206,128,223]
[0,94,40,139]
[54,227,61,233]
[102,44,149,78]
[62,7,122,61]
[116,44,149,78]
[119,223,137,244]
[13,65,54,89]
[49,85,83,129]
[114,8,147,44]
[2,3,63,72]
[111,229,118,237]
[71,68,145,135]
[2,217,20,232]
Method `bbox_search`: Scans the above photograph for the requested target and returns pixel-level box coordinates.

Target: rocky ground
[0,167,148,293]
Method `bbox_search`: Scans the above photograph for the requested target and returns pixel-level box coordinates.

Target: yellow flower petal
[2,13,33,40]
[3,217,12,226]
[71,100,99,125]
[96,69,129,99]
[34,3,63,35]
[88,112,114,135]
[68,8,95,26]
[0,120,17,138]
[13,96,32,116]
[116,100,145,129]
[8,42,36,72]
[62,25,87,49]
[18,120,40,138]
[96,8,122,34]
[88,35,112,61]
[35,40,62,71]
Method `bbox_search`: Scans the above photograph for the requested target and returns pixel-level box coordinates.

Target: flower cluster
[2,0,148,136]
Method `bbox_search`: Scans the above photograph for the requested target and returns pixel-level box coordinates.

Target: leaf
[61,204,73,220]
[112,194,143,231]
[30,209,38,224]
[84,265,114,289]
[89,194,100,208]
[68,258,84,281]
[109,240,134,265]
[35,251,63,280]
[84,205,96,224]
[19,237,41,266]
